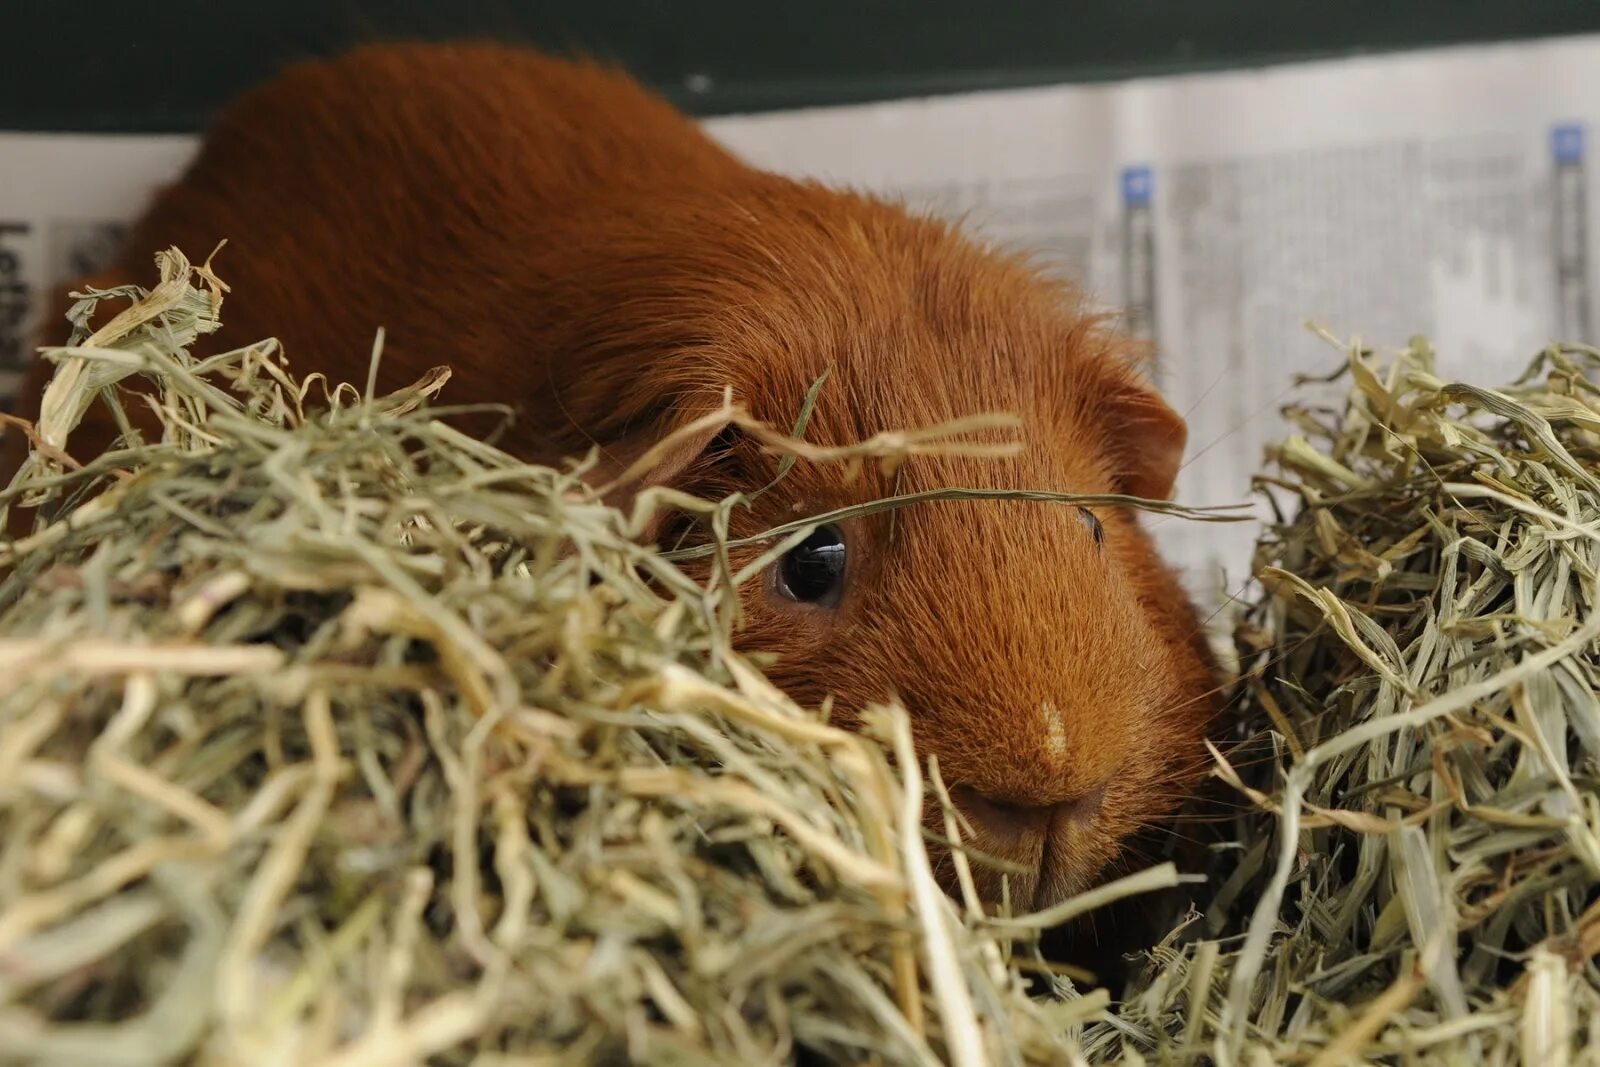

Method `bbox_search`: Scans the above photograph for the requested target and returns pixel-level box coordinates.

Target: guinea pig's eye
[775,524,847,606]
[1077,506,1104,546]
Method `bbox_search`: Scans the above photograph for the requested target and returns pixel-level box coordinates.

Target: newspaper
[5,33,1600,592]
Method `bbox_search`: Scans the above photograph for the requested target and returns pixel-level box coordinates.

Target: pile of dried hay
[3,244,1599,1067]
[1081,332,1600,1063]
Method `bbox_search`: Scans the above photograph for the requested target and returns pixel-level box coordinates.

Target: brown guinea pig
[6,42,1220,919]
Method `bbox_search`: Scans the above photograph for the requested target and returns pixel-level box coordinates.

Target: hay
[1079,331,1600,1063]
[5,243,1600,1067]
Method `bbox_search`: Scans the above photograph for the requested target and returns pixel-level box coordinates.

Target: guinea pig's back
[79,42,745,356]
[2,42,747,485]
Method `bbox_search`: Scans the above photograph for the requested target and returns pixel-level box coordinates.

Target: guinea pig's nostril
[1059,783,1107,824]
[951,785,1032,824]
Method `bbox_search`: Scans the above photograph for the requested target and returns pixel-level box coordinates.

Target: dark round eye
[775,524,847,606]
[1078,506,1104,546]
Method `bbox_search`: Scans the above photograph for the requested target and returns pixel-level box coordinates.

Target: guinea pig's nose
[950,783,1106,843]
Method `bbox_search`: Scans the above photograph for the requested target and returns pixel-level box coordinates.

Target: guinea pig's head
[539,180,1221,912]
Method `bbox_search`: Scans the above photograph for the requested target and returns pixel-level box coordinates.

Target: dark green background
[5,1,1600,132]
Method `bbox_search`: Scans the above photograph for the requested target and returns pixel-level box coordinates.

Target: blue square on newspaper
[1553,124,1584,165]
[1122,166,1153,206]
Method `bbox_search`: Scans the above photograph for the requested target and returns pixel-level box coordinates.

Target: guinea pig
[5,42,1220,925]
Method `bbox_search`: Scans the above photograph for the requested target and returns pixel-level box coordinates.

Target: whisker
[1179,364,1233,423]
[1178,375,1312,476]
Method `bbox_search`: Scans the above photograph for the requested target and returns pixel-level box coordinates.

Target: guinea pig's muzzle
[946,782,1111,910]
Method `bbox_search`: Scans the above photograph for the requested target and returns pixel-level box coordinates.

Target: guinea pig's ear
[1099,368,1188,502]
[579,411,734,540]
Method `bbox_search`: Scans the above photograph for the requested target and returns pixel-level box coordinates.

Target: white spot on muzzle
[1041,701,1068,761]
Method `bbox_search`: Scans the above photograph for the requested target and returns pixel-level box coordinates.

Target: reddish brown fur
[5,42,1219,917]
